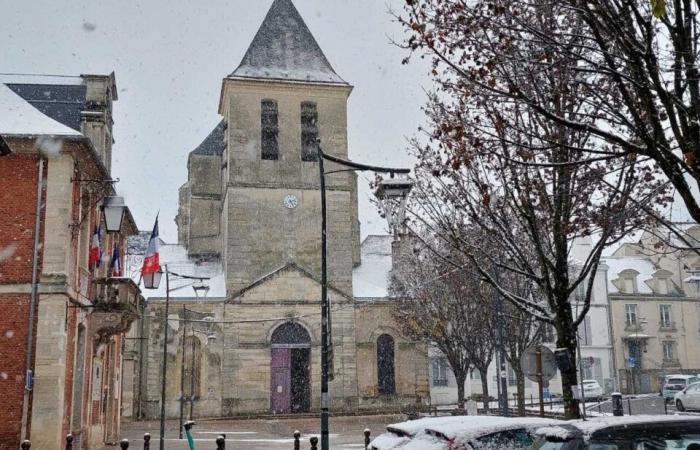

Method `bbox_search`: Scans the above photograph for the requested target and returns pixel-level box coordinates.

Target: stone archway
[270,322,311,413]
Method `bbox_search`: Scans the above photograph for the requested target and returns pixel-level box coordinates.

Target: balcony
[89,277,141,344]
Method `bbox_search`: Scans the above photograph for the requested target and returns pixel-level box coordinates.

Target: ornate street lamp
[101,196,127,233]
[143,267,163,290]
[192,280,210,298]
[375,177,414,237]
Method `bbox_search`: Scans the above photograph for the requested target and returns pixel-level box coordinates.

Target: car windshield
[667,378,689,386]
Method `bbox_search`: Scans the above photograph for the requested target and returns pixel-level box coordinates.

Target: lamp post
[143,266,209,450]
[316,143,412,450]
[101,196,127,233]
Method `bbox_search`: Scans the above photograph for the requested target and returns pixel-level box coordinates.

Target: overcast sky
[2,0,430,242]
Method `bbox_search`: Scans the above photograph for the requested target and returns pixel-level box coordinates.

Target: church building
[125,0,429,419]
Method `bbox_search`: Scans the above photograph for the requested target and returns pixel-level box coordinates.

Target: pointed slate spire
[230,0,347,84]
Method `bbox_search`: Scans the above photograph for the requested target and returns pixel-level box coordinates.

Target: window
[431,358,449,386]
[578,316,592,346]
[300,101,318,161]
[625,304,638,327]
[541,323,556,344]
[377,334,395,395]
[261,99,279,160]
[662,341,676,362]
[183,335,202,399]
[583,357,603,381]
[660,304,673,329]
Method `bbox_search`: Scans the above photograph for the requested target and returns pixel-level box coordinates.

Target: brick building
[0,74,139,449]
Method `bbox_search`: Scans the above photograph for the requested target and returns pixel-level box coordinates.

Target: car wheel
[676,399,685,411]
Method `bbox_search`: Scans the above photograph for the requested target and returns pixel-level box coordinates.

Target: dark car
[532,415,700,449]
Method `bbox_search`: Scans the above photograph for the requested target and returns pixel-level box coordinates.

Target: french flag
[141,216,160,277]
[110,246,122,277]
[89,225,102,270]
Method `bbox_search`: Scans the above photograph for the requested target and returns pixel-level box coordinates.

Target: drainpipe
[20,157,45,441]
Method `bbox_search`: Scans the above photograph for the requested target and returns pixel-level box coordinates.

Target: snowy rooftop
[229,0,347,85]
[353,235,393,299]
[0,73,84,85]
[126,239,226,300]
[0,83,82,137]
[536,414,700,441]
[602,256,656,294]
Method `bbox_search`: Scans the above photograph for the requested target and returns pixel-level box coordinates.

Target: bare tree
[391,236,497,410]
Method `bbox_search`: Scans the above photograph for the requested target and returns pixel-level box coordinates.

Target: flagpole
[159,264,170,450]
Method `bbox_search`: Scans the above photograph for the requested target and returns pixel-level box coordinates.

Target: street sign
[521,345,558,383]
[626,357,636,368]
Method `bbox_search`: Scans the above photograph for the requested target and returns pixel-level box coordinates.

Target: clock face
[283,194,298,209]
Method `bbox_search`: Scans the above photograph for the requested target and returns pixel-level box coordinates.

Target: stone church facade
[126,0,428,419]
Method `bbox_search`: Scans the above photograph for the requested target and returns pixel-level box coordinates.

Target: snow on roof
[367,433,409,450]
[0,73,84,85]
[353,235,393,299]
[602,256,656,294]
[536,415,700,441]
[126,241,226,300]
[230,0,347,85]
[0,83,82,137]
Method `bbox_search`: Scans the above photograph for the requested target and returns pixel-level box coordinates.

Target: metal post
[576,331,586,419]
[189,325,195,420]
[318,146,330,450]
[159,265,170,450]
[536,347,544,417]
[144,433,151,450]
[120,439,130,449]
[21,441,31,450]
[364,429,371,450]
[179,306,186,439]
[66,434,74,450]
[184,420,195,450]
[310,436,319,450]
[294,430,301,450]
[216,435,225,450]
[627,397,632,415]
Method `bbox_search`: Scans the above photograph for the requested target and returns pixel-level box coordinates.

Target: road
[585,394,676,416]
[109,414,404,450]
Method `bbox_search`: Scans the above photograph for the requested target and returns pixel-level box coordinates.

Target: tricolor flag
[141,216,160,277]
[110,246,122,277]
[89,225,102,270]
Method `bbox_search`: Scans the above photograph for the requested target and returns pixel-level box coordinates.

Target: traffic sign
[520,345,558,383]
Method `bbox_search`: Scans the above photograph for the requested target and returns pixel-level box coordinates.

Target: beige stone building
[605,225,700,394]
[125,0,428,419]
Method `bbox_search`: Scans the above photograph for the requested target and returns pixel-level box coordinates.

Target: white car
[674,381,700,411]
[369,416,564,450]
[581,379,604,401]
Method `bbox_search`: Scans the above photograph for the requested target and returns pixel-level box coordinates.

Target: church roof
[229,0,347,85]
[191,119,226,156]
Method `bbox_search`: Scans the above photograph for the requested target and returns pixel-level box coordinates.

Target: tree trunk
[555,311,581,419]
[479,369,490,413]
[455,370,467,410]
[515,368,526,416]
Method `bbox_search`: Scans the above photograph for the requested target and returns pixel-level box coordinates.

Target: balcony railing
[659,321,677,331]
[89,277,141,344]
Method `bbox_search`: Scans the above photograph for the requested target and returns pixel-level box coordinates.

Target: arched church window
[261,99,279,160]
[377,334,396,395]
[184,335,202,399]
[301,101,318,161]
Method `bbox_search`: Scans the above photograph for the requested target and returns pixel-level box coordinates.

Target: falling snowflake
[82,21,97,32]
[5,330,14,338]
[0,243,18,263]
[35,136,63,158]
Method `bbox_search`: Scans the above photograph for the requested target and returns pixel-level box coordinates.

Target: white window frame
[662,341,676,361]
[625,304,638,327]
[660,304,672,328]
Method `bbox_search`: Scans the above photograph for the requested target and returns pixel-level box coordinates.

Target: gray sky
[1,0,430,242]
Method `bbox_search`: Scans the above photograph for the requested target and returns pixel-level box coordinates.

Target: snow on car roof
[386,416,472,437]
[368,432,409,450]
[536,415,700,441]
[425,416,563,443]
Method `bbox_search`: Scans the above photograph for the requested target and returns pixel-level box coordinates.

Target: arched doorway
[270,322,311,413]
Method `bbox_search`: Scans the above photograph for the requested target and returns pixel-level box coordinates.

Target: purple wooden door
[271,348,291,413]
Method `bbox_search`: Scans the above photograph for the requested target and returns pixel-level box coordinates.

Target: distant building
[124,0,428,419]
[605,225,700,394]
[0,74,139,449]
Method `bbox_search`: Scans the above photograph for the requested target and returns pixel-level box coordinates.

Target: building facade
[606,225,700,394]
[0,74,139,450]
[126,0,428,419]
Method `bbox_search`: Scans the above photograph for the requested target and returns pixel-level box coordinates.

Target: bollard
[66,434,74,450]
[611,392,623,416]
[627,397,632,415]
[310,436,318,450]
[294,430,301,450]
[664,398,668,415]
[216,435,225,450]
[120,439,129,449]
[20,441,31,449]
[364,428,371,450]
[144,433,151,450]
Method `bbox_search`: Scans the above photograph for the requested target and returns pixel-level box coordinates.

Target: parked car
[581,380,604,401]
[532,415,700,449]
[675,381,700,411]
[662,374,700,402]
[370,416,563,450]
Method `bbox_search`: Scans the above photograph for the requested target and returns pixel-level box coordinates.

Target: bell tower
[218,0,360,295]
